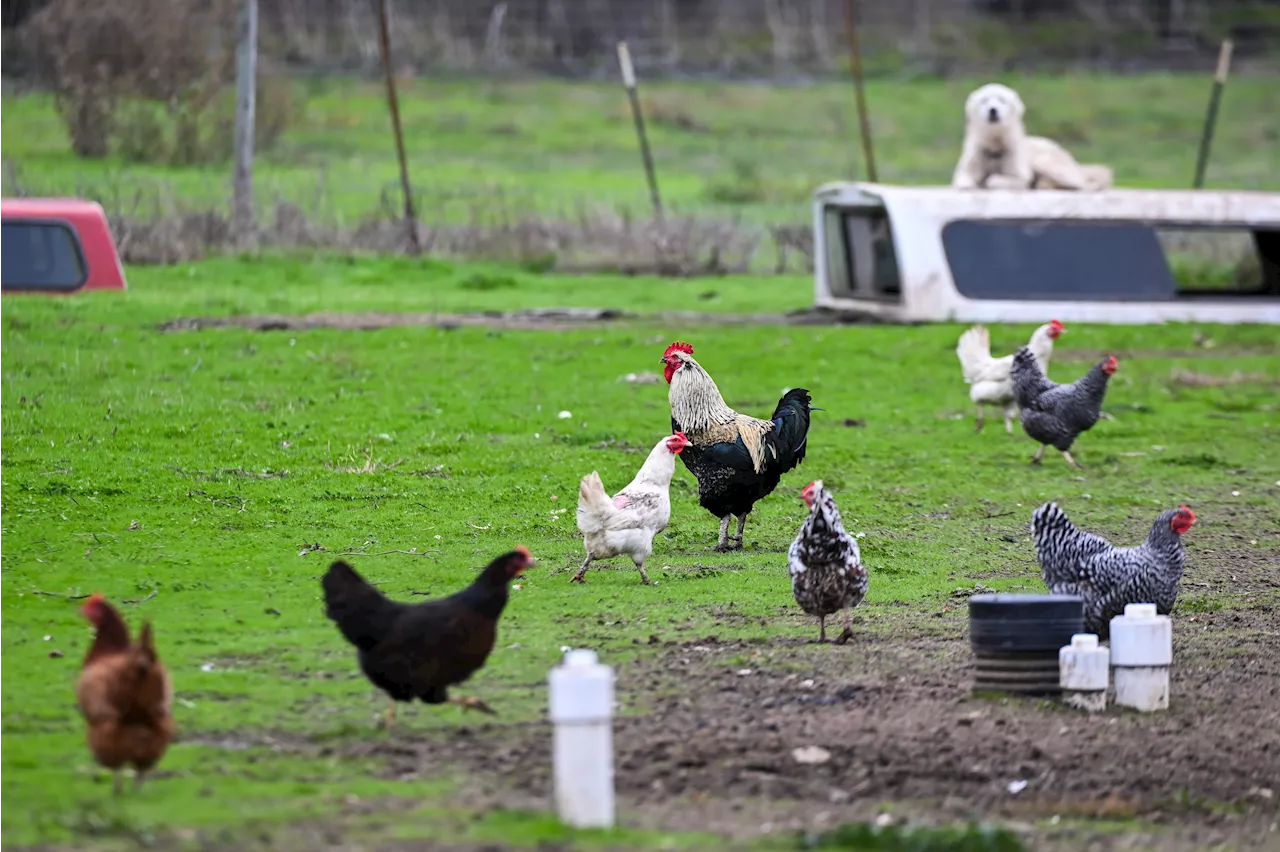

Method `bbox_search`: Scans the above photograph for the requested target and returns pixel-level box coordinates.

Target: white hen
[573,432,689,585]
[956,320,1062,433]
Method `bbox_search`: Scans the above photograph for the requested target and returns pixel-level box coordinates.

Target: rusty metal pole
[232,0,258,243]
[376,0,421,254]
[843,0,878,183]
[1193,39,1233,189]
[617,42,663,222]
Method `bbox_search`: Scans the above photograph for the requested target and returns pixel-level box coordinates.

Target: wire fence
[255,0,1280,77]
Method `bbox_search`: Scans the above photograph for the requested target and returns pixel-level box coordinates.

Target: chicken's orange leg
[449,695,497,715]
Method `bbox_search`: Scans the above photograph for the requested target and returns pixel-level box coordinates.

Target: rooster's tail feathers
[576,471,615,533]
[321,560,397,651]
[956,326,992,381]
[772,388,813,418]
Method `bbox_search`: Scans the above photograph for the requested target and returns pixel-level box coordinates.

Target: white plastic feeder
[548,649,615,828]
[1059,633,1109,713]
[1109,603,1172,712]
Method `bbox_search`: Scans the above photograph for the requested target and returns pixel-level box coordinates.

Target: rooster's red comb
[663,341,695,359]
[1050,319,1063,332]
[673,430,688,441]
[515,545,532,558]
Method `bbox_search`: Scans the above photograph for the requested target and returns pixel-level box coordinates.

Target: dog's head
[965,83,1025,127]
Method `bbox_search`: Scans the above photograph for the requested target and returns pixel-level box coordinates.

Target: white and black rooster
[788,480,868,644]
[1033,502,1196,638]
[573,432,690,585]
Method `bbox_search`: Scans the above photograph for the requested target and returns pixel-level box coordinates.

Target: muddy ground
[157,307,889,333]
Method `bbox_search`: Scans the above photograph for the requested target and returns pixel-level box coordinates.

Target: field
[3,256,1280,850]
[5,73,1280,237]
[3,71,1280,850]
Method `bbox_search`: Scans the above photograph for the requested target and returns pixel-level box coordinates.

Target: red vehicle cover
[2,198,127,293]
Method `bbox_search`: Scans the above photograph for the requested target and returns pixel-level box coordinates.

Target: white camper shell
[812,183,1280,324]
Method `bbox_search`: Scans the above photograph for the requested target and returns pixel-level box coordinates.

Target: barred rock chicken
[322,548,532,728]
[662,341,814,551]
[76,594,175,794]
[1012,347,1117,468]
[788,480,868,644]
[573,431,690,585]
[1033,502,1196,637]
[956,320,1063,433]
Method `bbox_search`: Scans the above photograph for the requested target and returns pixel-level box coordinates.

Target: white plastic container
[548,649,615,828]
[1059,633,1110,713]
[1109,603,1172,712]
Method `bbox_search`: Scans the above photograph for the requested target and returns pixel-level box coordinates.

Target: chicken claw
[449,695,497,715]
[1062,450,1083,469]
[381,698,398,730]
[833,627,854,646]
[1031,444,1046,465]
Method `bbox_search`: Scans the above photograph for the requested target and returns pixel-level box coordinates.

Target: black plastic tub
[968,593,1085,696]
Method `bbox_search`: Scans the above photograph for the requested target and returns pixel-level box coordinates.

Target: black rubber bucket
[968,593,1084,696]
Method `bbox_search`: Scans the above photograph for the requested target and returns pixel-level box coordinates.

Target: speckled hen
[662,341,814,551]
[1033,502,1195,637]
[1011,347,1116,468]
[788,480,868,644]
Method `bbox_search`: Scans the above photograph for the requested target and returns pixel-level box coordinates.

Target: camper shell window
[822,206,901,301]
[2,220,88,292]
[942,219,1280,301]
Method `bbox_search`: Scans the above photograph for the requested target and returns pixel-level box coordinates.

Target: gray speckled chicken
[1033,502,1196,638]
[1011,347,1116,468]
[788,480,868,644]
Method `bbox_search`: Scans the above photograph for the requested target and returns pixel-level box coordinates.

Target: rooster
[788,480,868,644]
[662,341,813,551]
[1033,503,1196,637]
[573,431,690,584]
[956,320,1063,433]
[321,548,533,728]
[76,594,175,794]
[1012,348,1117,468]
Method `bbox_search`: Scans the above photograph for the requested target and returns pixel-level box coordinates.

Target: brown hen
[76,594,175,794]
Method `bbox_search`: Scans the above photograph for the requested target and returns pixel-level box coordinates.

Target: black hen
[321,547,532,727]
[1011,347,1116,468]
[662,341,813,550]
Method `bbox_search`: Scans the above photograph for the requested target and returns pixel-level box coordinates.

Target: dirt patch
[156,307,897,333]
[331,598,1280,850]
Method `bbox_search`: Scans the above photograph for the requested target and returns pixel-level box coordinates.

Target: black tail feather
[321,560,402,652]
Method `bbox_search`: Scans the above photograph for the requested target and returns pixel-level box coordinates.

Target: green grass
[4,74,1279,230]
[3,259,1279,848]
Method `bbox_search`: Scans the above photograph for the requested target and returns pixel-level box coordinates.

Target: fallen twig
[336,548,443,558]
[123,590,159,605]
[32,589,91,600]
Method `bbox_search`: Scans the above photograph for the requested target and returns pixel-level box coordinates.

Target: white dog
[952,83,1112,192]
